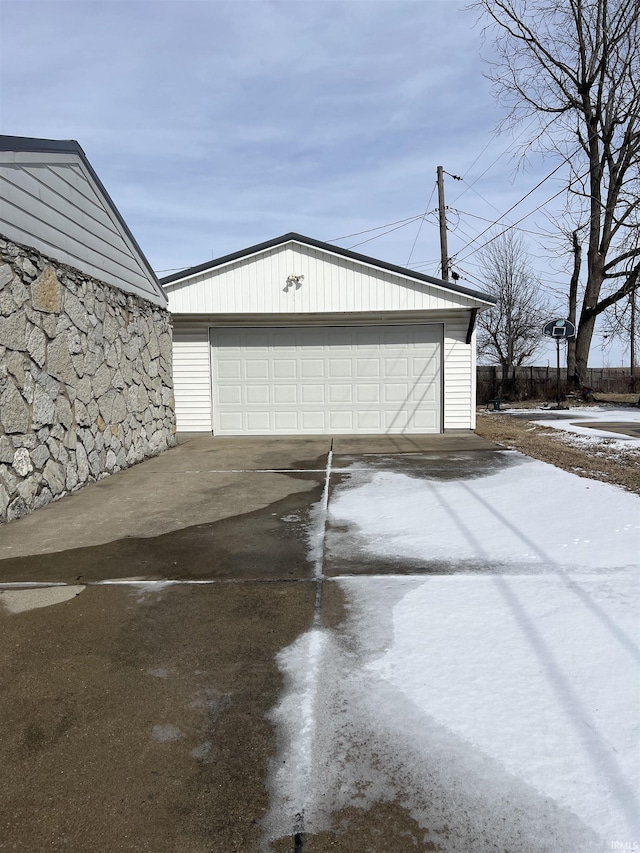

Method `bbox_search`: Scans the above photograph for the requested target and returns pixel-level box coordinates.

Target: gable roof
[161,231,496,305]
[0,135,166,306]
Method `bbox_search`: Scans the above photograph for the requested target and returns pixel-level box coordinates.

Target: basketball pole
[555,336,561,408]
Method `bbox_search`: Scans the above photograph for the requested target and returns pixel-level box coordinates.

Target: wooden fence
[477,365,640,404]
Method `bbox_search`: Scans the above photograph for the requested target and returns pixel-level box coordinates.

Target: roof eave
[0,134,167,305]
[161,232,496,306]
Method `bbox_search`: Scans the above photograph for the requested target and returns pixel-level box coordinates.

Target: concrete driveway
[0,431,587,852]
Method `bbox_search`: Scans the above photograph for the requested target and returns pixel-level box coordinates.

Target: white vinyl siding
[210,324,442,436]
[172,325,212,431]
[166,243,479,315]
[443,313,475,430]
[0,151,164,305]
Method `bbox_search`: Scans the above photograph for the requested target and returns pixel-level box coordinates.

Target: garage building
[162,233,495,435]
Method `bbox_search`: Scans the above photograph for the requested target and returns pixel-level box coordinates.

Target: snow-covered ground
[264,451,640,851]
[507,405,640,452]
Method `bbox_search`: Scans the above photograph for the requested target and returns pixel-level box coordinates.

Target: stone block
[12,433,36,449]
[103,312,119,343]
[0,290,17,316]
[31,264,62,313]
[0,435,14,463]
[21,258,38,279]
[87,400,99,422]
[43,459,65,494]
[92,362,112,397]
[55,395,73,429]
[0,263,13,289]
[64,290,90,332]
[0,483,9,518]
[62,428,77,450]
[6,350,26,385]
[17,475,40,503]
[111,393,127,424]
[28,324,46,368]
[1,382,29,433]
[32,385,56,428]
[0,312,27,350]
[66,463,79,491]
[68,328,83,355]
[34,487,53,510]
[12,447,33,477]
[73,375,92,405]
[88,449,102,478]
[75,400,91,427]
[10,278,28,308]
[31,444,51,470]
[7,497,28,521]
[31,366,60,400]
[75,442,89,482]
[47,334,77,384]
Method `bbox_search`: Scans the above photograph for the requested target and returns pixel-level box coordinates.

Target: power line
[347,217,425,250]
[454,180,576,264]
[406,181,437,266]
[454,115,550,205]
[450,207,556,239]
[451,156,575,260]
[329,214,423,243]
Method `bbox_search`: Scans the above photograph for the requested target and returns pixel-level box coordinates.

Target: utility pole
[437,166,449,281]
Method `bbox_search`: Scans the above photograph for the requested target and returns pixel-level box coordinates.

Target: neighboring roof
[161,232,497,305]
[0,135,166,305]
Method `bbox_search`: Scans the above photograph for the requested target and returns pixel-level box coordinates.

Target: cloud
[0,0,623,364]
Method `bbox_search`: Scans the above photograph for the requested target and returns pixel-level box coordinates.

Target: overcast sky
[0,0,628,366]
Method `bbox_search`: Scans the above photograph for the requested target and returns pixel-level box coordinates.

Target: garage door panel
[218,386,242,405]
[356,358,380,378]
[245,359,269,379]
[357,384,380,403]
[301,385,325,403]
[210,325,441,435]
[217,360,242,379]
[414,410,439,429]
[274,385,297,404]
[357,411,381,430]
[301,360,324,378]
[274,412,297,430]
[273,359,297,378]
[413,355,439,376]
[384,383,409,403]
[302,411,325,430]
[329,410,353,431]
[329,359,352,378]
[246,385,269,404]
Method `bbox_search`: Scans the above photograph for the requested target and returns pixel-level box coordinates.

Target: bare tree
[470,0,640,385]
[600,288,639,372]
[476,233,551,379]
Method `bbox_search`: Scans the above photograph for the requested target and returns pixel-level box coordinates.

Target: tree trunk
[567,230,582,386]
[574,313,597,387]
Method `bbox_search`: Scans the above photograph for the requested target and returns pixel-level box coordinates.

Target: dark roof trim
[0,136,86,156]
[0,135,166,303]
[161,232,497,305]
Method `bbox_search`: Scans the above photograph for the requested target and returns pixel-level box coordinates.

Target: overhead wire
[347,216,427,250]
[329,214,423,243]
[406,181,437,267]
[451,154,580,261]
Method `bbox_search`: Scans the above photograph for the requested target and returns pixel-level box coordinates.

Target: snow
[508,405,640,450]
[264,451,640,850]
[327,454,639,571]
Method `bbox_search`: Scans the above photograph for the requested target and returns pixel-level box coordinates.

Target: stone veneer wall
[0,235,177,523]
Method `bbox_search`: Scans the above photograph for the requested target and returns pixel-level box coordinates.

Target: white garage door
[210,324,442,435]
